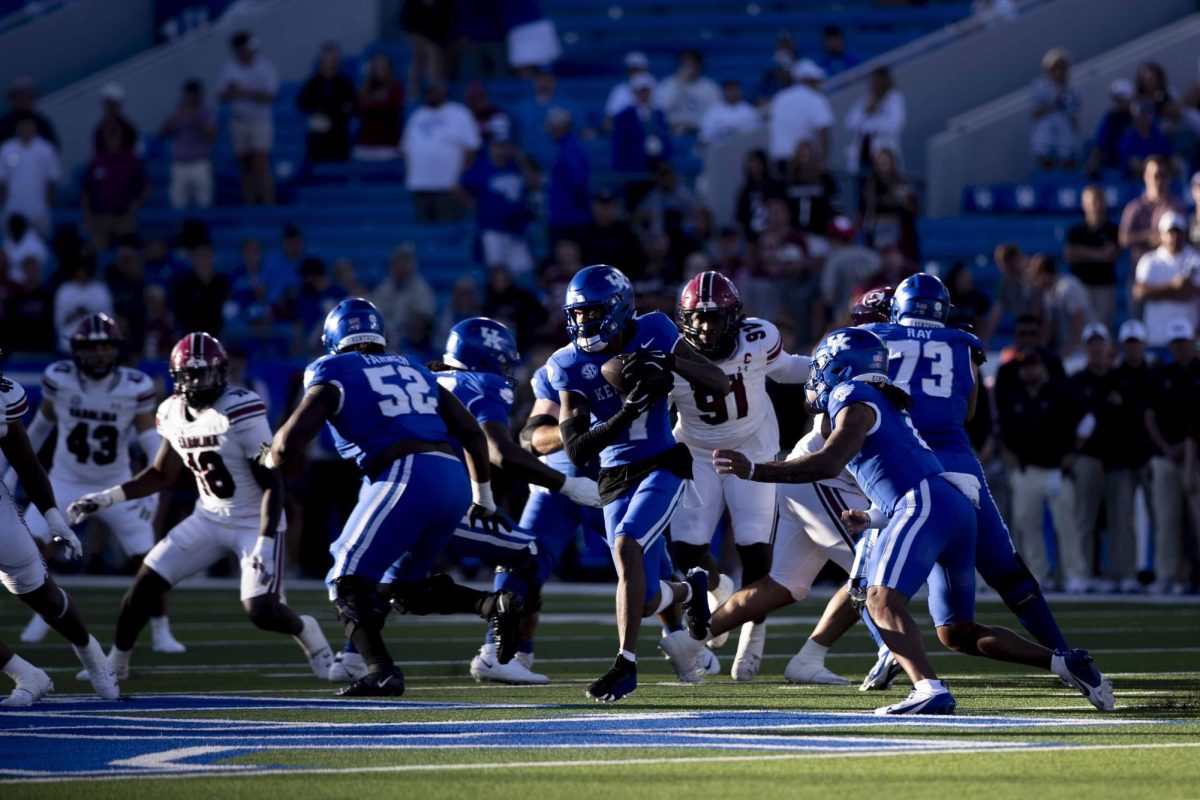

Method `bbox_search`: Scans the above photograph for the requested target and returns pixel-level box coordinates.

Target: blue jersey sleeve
[827,381,884,428]
[303,354,340,391]
[631,311,682,353]
[466,373,514,426]
[546,348,579,395]
[531,365,556,402]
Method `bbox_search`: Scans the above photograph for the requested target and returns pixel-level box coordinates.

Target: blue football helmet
[444,317,521,386]
[322,297,387,354]
[891,273,950,326]
[563,265,634,353]
[805,327,890,412]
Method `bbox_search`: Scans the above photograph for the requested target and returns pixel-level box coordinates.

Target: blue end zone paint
[0,695,1171,781]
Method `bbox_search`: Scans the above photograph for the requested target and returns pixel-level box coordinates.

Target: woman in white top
[843,67,906,176]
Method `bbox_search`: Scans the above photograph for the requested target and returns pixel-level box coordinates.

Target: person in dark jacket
[545,107,591,246]
[297,42,356,163]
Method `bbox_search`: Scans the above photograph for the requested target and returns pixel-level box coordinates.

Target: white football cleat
[19,613,50,644]
[698,645,721,675]
[72,637,120,700]
[75,642,129,686]
[706,573,735,649]
[1,667,53,707]
[731,621,766,682]
[784,654,851,685]
[329,650,368,682]
[150,617,186,653]
[470,651,549,684]
[515,651,537,670]
[659,630,705,684]
[295,615,334,680]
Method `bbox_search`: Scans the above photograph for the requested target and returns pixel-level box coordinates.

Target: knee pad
[332,575,390,630]
[670,541,710,571]
[736,543,772,584]
[987,551,1044,610]
[389,574,456,616]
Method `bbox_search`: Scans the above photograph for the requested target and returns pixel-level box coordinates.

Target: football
[600,354,632,394]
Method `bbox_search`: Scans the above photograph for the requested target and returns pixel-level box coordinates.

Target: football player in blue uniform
[715,327,1113,714]
[550,265,729,702]
[267,299,524,697]
[858,273,1112,710]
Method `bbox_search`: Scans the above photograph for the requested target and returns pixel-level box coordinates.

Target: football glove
[559,476,601,508]
[620,349,675,386]
[622,370,675,416]
[45,508,82,561]
[67,486,124,526]
[467,481,513,534]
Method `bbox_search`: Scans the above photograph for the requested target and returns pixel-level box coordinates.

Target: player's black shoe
[483,591,525,664]
[335,668,406,697]
[684,568,711,641]
[586,655,637,703]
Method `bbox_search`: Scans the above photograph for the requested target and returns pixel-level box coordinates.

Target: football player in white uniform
[3,314,183,652]
[68,333,332,681]
[669,272,813,680]
[0,356,119,705]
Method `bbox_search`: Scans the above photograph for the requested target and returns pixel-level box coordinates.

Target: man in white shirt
[401,83,481,222]
[217,32,278,205]
[605,51,657,124]
[1133,211,1200,347]
[698,81,761,149]
[2,213,48,281]
[657,50,721,134]
[1031,252,1094,359]
[0,115,60,237]
[53,263,113,353]
[767,59,834,166]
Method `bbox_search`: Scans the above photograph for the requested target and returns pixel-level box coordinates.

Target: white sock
[109,646,132,671]
[914,678,945,694]
[682,582,693,603]
[619,649,637,663]
[654,581,676,614]
[2,654,36,680]
[798,639,828,662]
[150,616,172,636]
[72,635,104,665]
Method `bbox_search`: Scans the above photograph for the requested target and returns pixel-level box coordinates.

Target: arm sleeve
[303,359,344,415]
[560,404,638,467]
[468,380,513,425]
[767,352,812,384]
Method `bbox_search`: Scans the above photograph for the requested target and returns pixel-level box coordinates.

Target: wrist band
[746,463,756,481]
[471,481,493,508]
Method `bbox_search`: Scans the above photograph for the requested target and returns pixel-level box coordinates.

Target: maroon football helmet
[169,332,229,408]
[678,271,744,358]
[851,286,894,326]
[71,313,124,379]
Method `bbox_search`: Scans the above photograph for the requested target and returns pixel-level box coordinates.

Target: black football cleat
[484,591,525,664]
[585,656,638,703]
[684,568,711,641]
[335,668,406,697]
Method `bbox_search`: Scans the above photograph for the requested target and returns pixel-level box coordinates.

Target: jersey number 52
[365,365,438,416]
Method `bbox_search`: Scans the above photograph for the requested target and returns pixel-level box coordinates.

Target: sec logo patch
[581,363,599,380]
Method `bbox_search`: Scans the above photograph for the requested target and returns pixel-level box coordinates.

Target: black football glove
[467,503,514,534]
[620,349,675,387]
[622,369,675,415]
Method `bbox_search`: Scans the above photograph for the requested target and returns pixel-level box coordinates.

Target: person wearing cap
[1120,155,1184,272]
[996,346,1093,587]
[1067,323,1130,592]
[767,59,833,166]
[92,82,138,157]
[1144,317,1200,593]
[0,113,61,239]
[605,51,656,123]
[1030,252,1094,358]
[0,77,58,149]
[1086,79,1133,176]
[698,80,760,151]
[1132,209,1200,347]
[458,115,535,275]
[1064,185,1120,327]
[545,106,592,246]
[1117,99,1174,179]
[217,31,279,205]
[1108,319,1154,592]
[611,73,672,176]
[1030,48,1080,170]
[297,42,356,164]
[657,49,721,135]
[401,83,481,223]
[160,79,217,210]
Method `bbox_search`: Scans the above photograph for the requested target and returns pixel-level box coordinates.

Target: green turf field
[2,582,1198,799]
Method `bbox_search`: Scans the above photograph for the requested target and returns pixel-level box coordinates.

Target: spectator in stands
[401,82,481,222]
[844,66,906,178]
[545,107,591,246]
[218,32,279,205]
[1031,252,1093,358]
[634,163,699,239]
[1133,211,1200,348]
[463,81,506,133]
[297,42,357,164]
[82,123,150,251]
[1064,185,1120,327]
[755,32,794,107]
[54,257,113,352]
[784,140,837,239]
[1145,318,1200,594]
[105,236,147,348]
[768,59,833,167]
[142,234,187,294]
[370,243,435,351]
[735,149,781,242]
[92,82,138,156]
[141,284,176,359]
[1086,79,1134,178]
[354,53,404,161]
[225,237,272,330]
[996,347,1089,587]
[399,0,454,98]
[5,245,53,352]
[2,213,48,283]
[698,80,760,151]
[0,114,60,237]
[859,147,919,262]
[1118,101,1174,178]
[332,258,368,298]
[1029,48,1080,170]
[605,51,656,125]
[996,314,1067,402]
[512,68,578,170]
[0,77,57,148]
[611,73,672,177]
[262,224,305,306]
[817,26,859,76]
[629,231,680,315]
[820,216,881,321]
[174,242,230,337]
[161,79,217,210]
[1191,171,1200,247]
[284,258,345,354]
[1135,61,1175,119]
[945,261,992,332]
[579,188,644,269]
[657,49,720,136]
[1110,319,1154,592]
[459,116,536,275]
[1119,155,1183,273]
[709,225,745,276]
[437,274,483,346]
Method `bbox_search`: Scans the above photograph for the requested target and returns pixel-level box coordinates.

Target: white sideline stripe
[2,742,1200,784]
[108,746,249,771]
